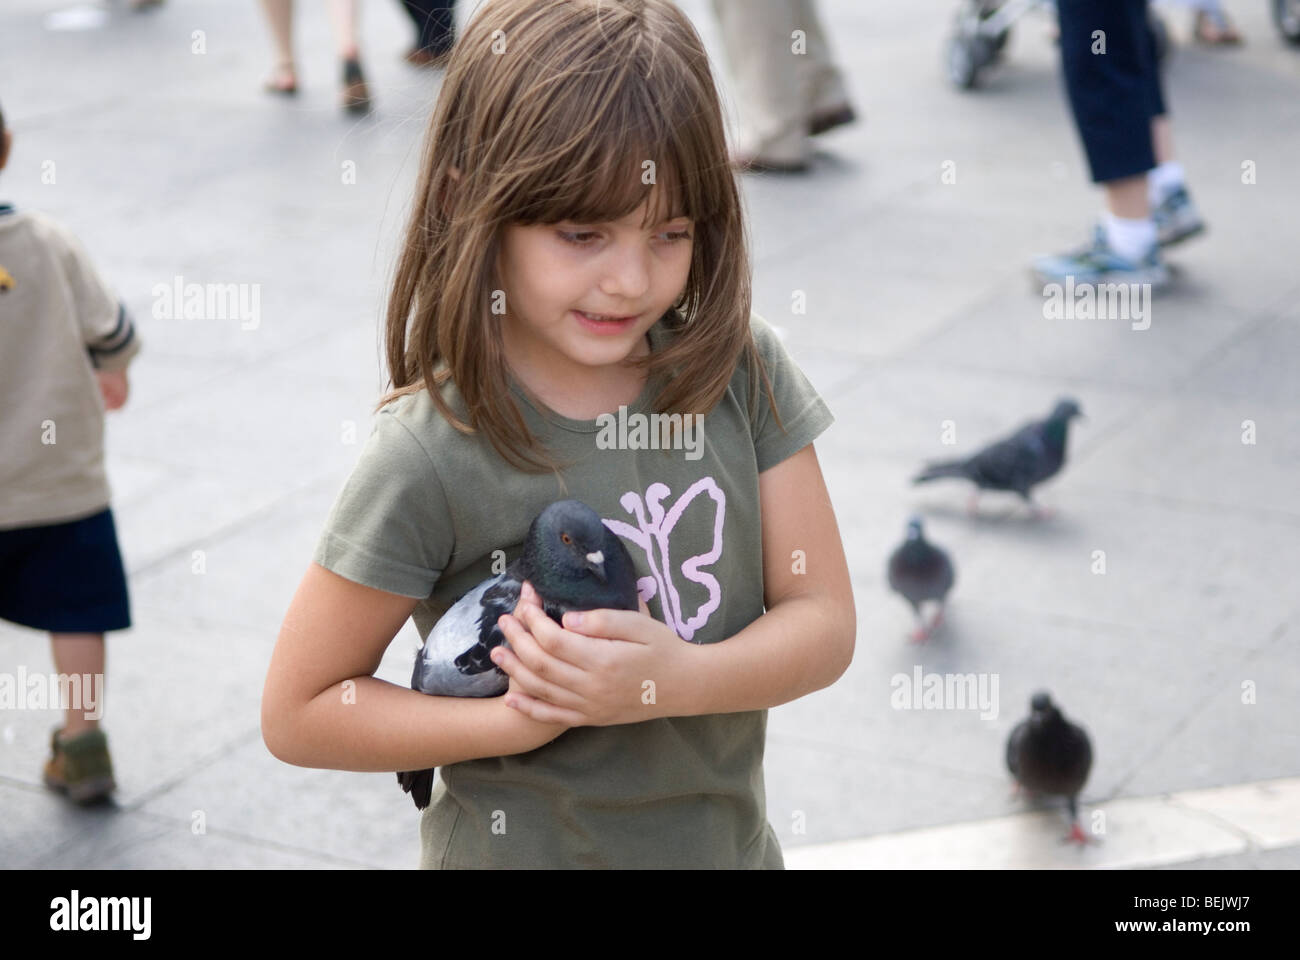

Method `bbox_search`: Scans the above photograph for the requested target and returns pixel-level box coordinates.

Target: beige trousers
[711,0,853,163]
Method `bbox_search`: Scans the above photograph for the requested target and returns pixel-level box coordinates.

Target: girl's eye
[556,229,692,246]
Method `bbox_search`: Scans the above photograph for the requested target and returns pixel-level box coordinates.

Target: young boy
[0,99,142,803]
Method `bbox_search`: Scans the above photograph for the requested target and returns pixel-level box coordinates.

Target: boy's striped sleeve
[85,302,140,371]
[53,220,142,372]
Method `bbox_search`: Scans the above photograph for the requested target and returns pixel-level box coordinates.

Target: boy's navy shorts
[0,507,131,634]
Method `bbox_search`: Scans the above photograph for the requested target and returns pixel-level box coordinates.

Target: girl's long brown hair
[379,0,784,473]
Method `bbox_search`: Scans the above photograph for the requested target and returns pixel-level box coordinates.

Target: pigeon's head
[1050,398,1083,423]
[1029,691,1060,724]
[905,516,925,540]
[528,499,616,585]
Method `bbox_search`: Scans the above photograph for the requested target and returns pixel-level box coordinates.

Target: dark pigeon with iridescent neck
[1006,691,1094,845]
[887,516,955,642]
[913,398,1083,513]
[397,499,640,810]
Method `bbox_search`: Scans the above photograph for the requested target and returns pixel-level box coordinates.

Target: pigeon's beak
[585,550,607,583]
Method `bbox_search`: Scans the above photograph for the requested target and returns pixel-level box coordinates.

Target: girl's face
[497,197,694,374]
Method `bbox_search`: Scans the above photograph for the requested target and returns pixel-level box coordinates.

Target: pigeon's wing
[966,423,1047,495]
[936,548,955,599]
[412,573,517,698]
[1062,723,1093,795]
[1006,720,1027,779]
[451,565,526,678]
[889,542,952,607]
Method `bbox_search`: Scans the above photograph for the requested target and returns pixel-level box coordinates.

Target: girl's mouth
[573,310,638,333]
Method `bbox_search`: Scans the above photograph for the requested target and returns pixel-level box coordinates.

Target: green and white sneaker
[1152,184,1206,248]
[1033,225,1170,289]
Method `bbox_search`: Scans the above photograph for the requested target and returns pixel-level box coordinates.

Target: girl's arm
[676,442,857,714]
[262,562,568,771]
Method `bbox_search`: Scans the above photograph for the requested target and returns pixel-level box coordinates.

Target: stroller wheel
[1275,0,1300,43]
[946,28,995,89]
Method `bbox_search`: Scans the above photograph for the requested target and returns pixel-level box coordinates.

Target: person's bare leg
[1104,174,1150,220]
[329,0,371,110]
[1151,115,1175,166]
[49,633,105,738]
[329,0,361,61]
[261,0,297,91]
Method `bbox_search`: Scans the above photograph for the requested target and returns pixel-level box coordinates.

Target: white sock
[1103,211,1158,262]
[1148,162,1185,204]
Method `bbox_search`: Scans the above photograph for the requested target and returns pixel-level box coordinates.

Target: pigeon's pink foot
[1030,502,1056,521]
[909,624,930,644]
[930,607,945,630]
[1009,781,1024,801]
[966,492,980,517]
[1061,821,1093,846]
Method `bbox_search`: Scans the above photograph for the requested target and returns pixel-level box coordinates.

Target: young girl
[261,0,856,869]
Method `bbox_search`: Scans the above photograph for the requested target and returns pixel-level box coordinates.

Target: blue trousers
[1057,0,1167,183]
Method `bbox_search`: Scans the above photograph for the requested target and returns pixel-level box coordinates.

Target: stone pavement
[1,0,1297,869]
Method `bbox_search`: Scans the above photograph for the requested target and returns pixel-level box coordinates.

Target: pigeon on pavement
[1006,691,1094,845]
[913,398,1083,515]
[397,499,641,809]
[886,516,955,642]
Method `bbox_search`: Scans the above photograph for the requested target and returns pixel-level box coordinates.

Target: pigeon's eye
[561,533,572,545]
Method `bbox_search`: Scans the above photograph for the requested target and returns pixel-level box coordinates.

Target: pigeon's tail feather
[397,768,435,810]
[913,460,969,485]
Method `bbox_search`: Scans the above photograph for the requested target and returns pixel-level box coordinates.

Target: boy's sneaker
[43,727,117,804]
[1152,184,1206,248]
[1032,225,1170,290]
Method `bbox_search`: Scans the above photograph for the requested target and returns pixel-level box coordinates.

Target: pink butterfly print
[601,478,726,643]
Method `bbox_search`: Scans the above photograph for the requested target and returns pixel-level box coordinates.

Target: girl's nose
[598,241,651,302]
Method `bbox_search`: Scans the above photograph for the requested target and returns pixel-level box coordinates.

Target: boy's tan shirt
[0,207,141,529]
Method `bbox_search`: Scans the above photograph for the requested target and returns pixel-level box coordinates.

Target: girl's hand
[494,580,691,727]
[96,369,129,411]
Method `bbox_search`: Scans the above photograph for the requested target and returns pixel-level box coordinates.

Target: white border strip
[783,777,1300,870]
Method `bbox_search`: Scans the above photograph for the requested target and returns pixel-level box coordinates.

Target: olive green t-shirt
[312,310,834,868]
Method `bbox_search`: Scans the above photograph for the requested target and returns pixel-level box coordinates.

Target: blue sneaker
[1152,184,1206,248]
[1032,225,1169,290]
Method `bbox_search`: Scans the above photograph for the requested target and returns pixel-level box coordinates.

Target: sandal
[341,57,372,113]
[1194,9,1243,45]
[263,60,298,96]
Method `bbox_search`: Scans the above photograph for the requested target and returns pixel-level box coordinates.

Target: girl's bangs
[507,74,722,231]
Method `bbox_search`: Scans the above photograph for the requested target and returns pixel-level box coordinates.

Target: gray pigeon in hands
[913,398,1083,515]
[397,499,641,810]
[887,516,955,642]
[1006,691,1094,846]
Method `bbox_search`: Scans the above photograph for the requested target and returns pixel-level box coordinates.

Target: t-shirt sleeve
[312,408,455,598]
[747,312,835,473]
[50,221,141,372]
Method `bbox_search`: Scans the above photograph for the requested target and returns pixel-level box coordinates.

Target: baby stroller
[946,0,1170,89]
[1276,0,1300,42]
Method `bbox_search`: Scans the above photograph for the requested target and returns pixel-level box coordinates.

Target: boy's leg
[49,632,105,735]
[1035,0,1168,285]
